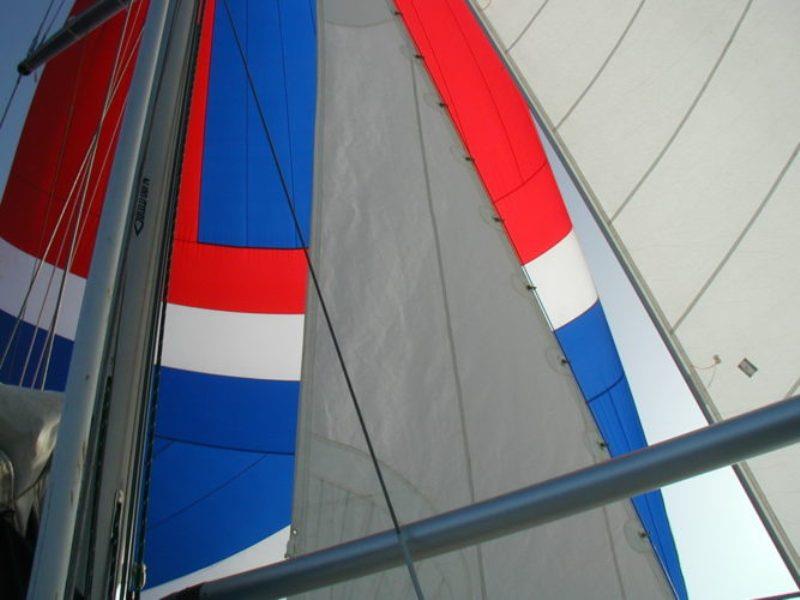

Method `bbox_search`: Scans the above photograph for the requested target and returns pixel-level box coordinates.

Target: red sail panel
[0,0,150,277]
[395,0,571,264]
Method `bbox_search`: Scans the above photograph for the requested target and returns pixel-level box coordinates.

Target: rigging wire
[40,0,70,46]
[0,137,93,375]
[220,2,426,597]
[36,0,144,389]
[0,75,22,132]
[29,0,60,50]
[17,178,83,387]
[0,0,67,132]
[0,3,144,388]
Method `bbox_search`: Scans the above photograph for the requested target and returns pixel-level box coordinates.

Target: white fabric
[290,2,673,596]
[477,0,800,572]
[161,304,304,381]
[141,526,290,599]
[0,237,85,340]
[523,230,597,329]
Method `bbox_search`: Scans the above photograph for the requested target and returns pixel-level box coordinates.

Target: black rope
[220,2,425,597]
[39,0,69,47]
[0,75,21,132]
[29,0,59,51]
[0,0,66,132]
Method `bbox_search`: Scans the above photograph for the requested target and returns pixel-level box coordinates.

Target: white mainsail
[472,0,800,582]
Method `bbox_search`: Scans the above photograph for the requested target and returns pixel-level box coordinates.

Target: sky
[0,2,797,598]
[0,0,72,194]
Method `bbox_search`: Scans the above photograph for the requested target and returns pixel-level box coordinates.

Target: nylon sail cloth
[290,0,681,597]
[141,0,316,595]
[472,0,800,578]
[0,0,148,392]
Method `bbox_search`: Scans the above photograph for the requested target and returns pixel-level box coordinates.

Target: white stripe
[0,237,85,340]
[162,304,304,381]
[523,230,598,330]
[141,526,290,599]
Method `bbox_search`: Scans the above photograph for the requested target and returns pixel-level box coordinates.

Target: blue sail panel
[198,0,315,249]
[142,0,316,592]
[556,301,687,599]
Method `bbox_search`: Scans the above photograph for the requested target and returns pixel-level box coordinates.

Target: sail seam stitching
[673,139,799,330]
[506,0,549,52]
[785,377,800,400]
[147,455,268,531]
[154,433,295,456]
[220,3,426,596]
[409,54,489,600]
[556,0,646,130]
[275,3,299,247]
[611,0,753,222]
[403,1,525,180]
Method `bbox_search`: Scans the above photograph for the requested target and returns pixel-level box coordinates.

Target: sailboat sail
[0,0,716,597]
[291,0,683,597]
[0,0,148,392]
[141,0,316,594]
[471,0,800,581]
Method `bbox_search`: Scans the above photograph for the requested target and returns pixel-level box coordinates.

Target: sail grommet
[624,520,653,553]
[399,43,416,59]
[583,432,609,459]
[479,204,499,226]
[449,145,475,170]
[546,347,573,376]
[422,92,442,109]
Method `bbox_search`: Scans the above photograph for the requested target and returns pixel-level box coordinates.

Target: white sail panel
[475,0,800,577]
[522,230,597,329]
[161,306,304,381]
[0,238,85,341]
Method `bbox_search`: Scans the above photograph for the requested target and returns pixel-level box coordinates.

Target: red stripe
[168,242,307,314]
[174,0,215,243]
[496,166,571,263]
[165,0,308,315]
[0,0,149,277]
[394,0,571,264]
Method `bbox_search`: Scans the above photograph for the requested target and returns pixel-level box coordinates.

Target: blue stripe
[199,0,316,248]
[556,301,688,600]
[144,367,299,587]
[157,367,299,454]
[0,308,72,391]
[143,0,317,586]
[144,441,294,587]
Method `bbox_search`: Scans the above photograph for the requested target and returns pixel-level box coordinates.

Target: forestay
[472,0,800,579]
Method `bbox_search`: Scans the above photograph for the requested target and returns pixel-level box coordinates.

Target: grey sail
[289,0,672,597]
